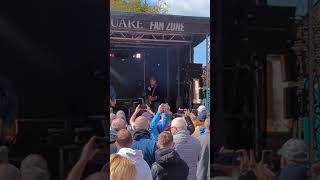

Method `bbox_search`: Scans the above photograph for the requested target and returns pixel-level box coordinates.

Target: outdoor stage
[110,11,210,113]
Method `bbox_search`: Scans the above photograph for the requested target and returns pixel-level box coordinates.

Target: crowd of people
[0,148,51,180]
[0,138,108,180]
[212,138,320,180]
[109,103,210,180]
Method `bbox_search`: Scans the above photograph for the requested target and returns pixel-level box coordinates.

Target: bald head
[0,164,21,180]
[134,116,149,130]
[116,129,133,148]
[171,117,187,132]
[111,118,126,131]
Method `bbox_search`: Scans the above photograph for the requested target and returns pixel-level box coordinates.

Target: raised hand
[135,104,141,113]
[236,149,249,174]
[158,104,164,113]
[80,136,98,163]
[146,105,154,115]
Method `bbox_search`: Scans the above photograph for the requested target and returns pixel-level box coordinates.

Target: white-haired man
[20,154,50,180]
[110,118,127,153]
[171,117,201,180]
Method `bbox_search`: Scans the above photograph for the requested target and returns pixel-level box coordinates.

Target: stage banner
[110,11,210,35]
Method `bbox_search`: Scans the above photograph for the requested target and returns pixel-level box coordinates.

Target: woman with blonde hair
[110,154,137,180]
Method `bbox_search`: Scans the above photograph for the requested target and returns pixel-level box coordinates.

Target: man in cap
[192,105,208,138]
[278,138,309,180]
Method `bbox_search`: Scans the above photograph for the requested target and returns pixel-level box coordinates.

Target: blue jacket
[278,163,308,180]
[132,129,157,167]
[149,112,170,141]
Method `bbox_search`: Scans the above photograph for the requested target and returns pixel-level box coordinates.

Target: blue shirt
[149,112,170,141]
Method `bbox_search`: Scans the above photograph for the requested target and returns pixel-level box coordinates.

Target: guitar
[146,96,152,106]
[146,86,157,106]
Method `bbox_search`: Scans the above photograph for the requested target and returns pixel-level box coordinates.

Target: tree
[110,0,168,14]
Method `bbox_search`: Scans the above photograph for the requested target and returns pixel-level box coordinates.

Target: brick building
[293,1,320,136]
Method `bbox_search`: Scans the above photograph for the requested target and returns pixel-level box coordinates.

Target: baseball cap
[278,138,309,164]
[197,105,207,113]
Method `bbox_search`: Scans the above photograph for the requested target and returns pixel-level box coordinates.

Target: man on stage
[146,77,160,113]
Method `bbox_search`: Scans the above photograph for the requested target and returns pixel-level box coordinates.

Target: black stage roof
[110,11,210,49]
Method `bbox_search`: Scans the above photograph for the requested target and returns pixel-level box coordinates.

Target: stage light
[136,53,141,59]
[110,53,115,58]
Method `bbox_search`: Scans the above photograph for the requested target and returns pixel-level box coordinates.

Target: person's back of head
[116,110,126,122]
[134,116,149,130]
[110,154,136,180]
[157,132,174,149]
[116,129,133,149]
[278,138,309,168]
[171,117,187,135]
[0,164,21,180]
[21,167,49,180]
[111,118,126,132]
[197,105,207,114]
[85,172,107,180]
[20,154,48,172]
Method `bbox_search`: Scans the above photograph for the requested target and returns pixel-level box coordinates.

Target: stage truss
[110,30,193,49]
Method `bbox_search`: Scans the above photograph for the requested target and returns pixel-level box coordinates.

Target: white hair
[171,117,187,131]
[116,110,126,122]
[21,167,49,180]
[20,154,48,172]
[111,118,126,131]
[0,164,21,180]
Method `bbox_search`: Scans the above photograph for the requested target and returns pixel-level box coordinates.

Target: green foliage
[110,0,168,14]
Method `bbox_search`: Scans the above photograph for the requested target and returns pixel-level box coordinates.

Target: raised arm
[158,113,170,132]
[150,111,161,130]
[146,105,155,116]
[129,105,141,127]
[149,105,163,140]
[66,136,98,180]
